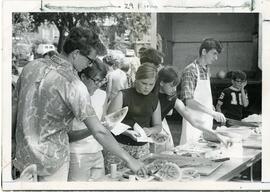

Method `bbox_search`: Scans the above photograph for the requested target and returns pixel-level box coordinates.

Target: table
[103,130,262,182]
[200,146,261,181]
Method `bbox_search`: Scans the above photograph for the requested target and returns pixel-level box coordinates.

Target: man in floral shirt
[12,27,146,181]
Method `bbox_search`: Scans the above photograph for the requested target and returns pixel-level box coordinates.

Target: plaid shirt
[180,60,209,102]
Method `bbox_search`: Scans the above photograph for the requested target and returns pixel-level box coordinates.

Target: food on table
[180,168,200,181]
[178,151,202,158]
[146,159,168,174]
[156,162,182,181]
[150,133,169,144]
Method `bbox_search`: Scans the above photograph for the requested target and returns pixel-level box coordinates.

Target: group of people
[12,26,249,182]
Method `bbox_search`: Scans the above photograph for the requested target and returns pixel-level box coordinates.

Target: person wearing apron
[179,38,227,145]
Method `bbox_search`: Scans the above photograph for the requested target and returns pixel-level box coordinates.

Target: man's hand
[17,164,37,182]
[203,131,233,148]
[212,111,226,123]
[101,121,113,130]
[126,158,147,178]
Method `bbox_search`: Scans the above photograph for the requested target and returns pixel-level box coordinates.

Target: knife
[226,118,259,127]
[211,157,230,163]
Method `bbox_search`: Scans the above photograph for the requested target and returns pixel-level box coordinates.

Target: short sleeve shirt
[114,87,159,146]
[179,60,209,102]
[14,55,96,176]
[217,87,248,120]
[159,93,177,120]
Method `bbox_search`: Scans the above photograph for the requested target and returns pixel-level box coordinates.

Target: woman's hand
[125,130,141,141]
[143,128,152,137]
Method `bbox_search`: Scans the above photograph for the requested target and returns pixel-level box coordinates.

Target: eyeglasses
[234,79,244,83]
[80,53,95,66]
[89,76,107,87]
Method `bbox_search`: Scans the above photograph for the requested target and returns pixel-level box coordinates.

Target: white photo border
[1,0,270,190]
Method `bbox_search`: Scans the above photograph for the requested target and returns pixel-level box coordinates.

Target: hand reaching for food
[125,130,141,141]
[143,128,152,136]
[216,133,233,148]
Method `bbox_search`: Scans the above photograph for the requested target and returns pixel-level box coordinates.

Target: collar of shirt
[194,59,209,73]
[50,54,80,78]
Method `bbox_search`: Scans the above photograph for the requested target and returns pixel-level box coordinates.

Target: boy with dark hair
[140,47,164,66]
[179,38,226,145]
[216,70,249,120]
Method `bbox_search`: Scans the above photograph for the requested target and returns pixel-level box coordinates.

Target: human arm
[83,115,146,174]
[106,74,113,101]
[69,90,109,142]
[174,99,230,146]
[241,81,249,107]
[216,100,223,113]
[107,91,123,114]
[69,84,146,174]
[68,128,92,143]
[186,99,226,123]
[143,101,163,136]
[180,64,226,123]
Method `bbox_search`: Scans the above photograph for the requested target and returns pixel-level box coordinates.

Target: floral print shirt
[13,55,96,176]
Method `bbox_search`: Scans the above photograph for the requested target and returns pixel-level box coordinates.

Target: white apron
[180,63,213,145]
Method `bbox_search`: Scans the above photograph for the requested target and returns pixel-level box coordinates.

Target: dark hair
[199,38,222,56]
[135,62,158,80]
[63,27,107,56]
[138,47,147,55]
[158,66,180,86]
[231,70,247,81]
[78,58,108,80]
[140,48,164,66]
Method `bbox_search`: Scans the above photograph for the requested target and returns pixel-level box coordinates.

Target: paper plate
[104,106,128,128]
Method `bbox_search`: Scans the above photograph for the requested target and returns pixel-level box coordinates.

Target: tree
[28,13,151,53]
[12,13,34,37]
[30,13,111,52]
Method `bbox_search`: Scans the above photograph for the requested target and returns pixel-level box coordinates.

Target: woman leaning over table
[104,62,162,173]
[157,66,232,150]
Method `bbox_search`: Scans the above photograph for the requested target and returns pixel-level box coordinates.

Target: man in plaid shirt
[179,38,227,144]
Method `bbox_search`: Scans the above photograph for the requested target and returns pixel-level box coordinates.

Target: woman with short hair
[104,62,162,172]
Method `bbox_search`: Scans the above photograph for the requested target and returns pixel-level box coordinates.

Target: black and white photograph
[1,0,270,190]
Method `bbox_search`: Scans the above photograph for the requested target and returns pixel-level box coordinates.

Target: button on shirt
[13,55,96,176]
[180,60,209,102]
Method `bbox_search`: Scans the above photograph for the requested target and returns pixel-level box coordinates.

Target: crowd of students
[12,26,249,182]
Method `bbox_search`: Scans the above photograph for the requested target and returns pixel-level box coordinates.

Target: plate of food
[180,168,200,181]
[155,162,182,181]
[150,133,169,145]
[103,107,128,129]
